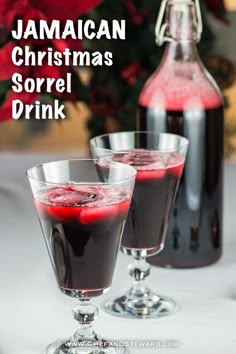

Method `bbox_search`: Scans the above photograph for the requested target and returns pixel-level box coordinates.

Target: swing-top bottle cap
[155,0,203,46]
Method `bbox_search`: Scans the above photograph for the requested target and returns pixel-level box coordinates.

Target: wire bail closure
[155,0,203,46]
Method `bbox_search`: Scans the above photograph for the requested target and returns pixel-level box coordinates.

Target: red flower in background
[124,0,147,25]
[121,61,146,86]
[0,0,100,31]
[0,0,101,122]
[0,0,28,29]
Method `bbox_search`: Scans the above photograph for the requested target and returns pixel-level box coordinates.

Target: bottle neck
[161,2,200,64]
[163,40,200,63]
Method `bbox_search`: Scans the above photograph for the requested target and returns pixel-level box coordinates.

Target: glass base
[46,339,129,354]
[104,293,177,319]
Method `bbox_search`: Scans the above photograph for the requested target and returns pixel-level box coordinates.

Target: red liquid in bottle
[138,59,224,267]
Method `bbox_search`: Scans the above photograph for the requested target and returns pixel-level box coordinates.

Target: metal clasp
[155,0,171,46]
[194,0,203,41]
[155,0,203,46]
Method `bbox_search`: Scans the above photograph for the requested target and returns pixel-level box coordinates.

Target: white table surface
[0,153,236,354]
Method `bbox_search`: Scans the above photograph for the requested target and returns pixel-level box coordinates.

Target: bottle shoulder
[139,61,223,111]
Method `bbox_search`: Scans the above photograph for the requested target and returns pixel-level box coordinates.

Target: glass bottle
[137,0,224,267]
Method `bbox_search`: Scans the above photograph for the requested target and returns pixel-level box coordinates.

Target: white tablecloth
[0,153,235,354]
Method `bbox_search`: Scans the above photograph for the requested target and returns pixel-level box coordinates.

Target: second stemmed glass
[90,132,189,319]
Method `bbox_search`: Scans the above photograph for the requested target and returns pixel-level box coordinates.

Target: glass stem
[127,257,152,298]
[71,299,100,342]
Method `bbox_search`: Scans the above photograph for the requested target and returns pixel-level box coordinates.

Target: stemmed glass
[90,132,189,318]
[27,159,136,354]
